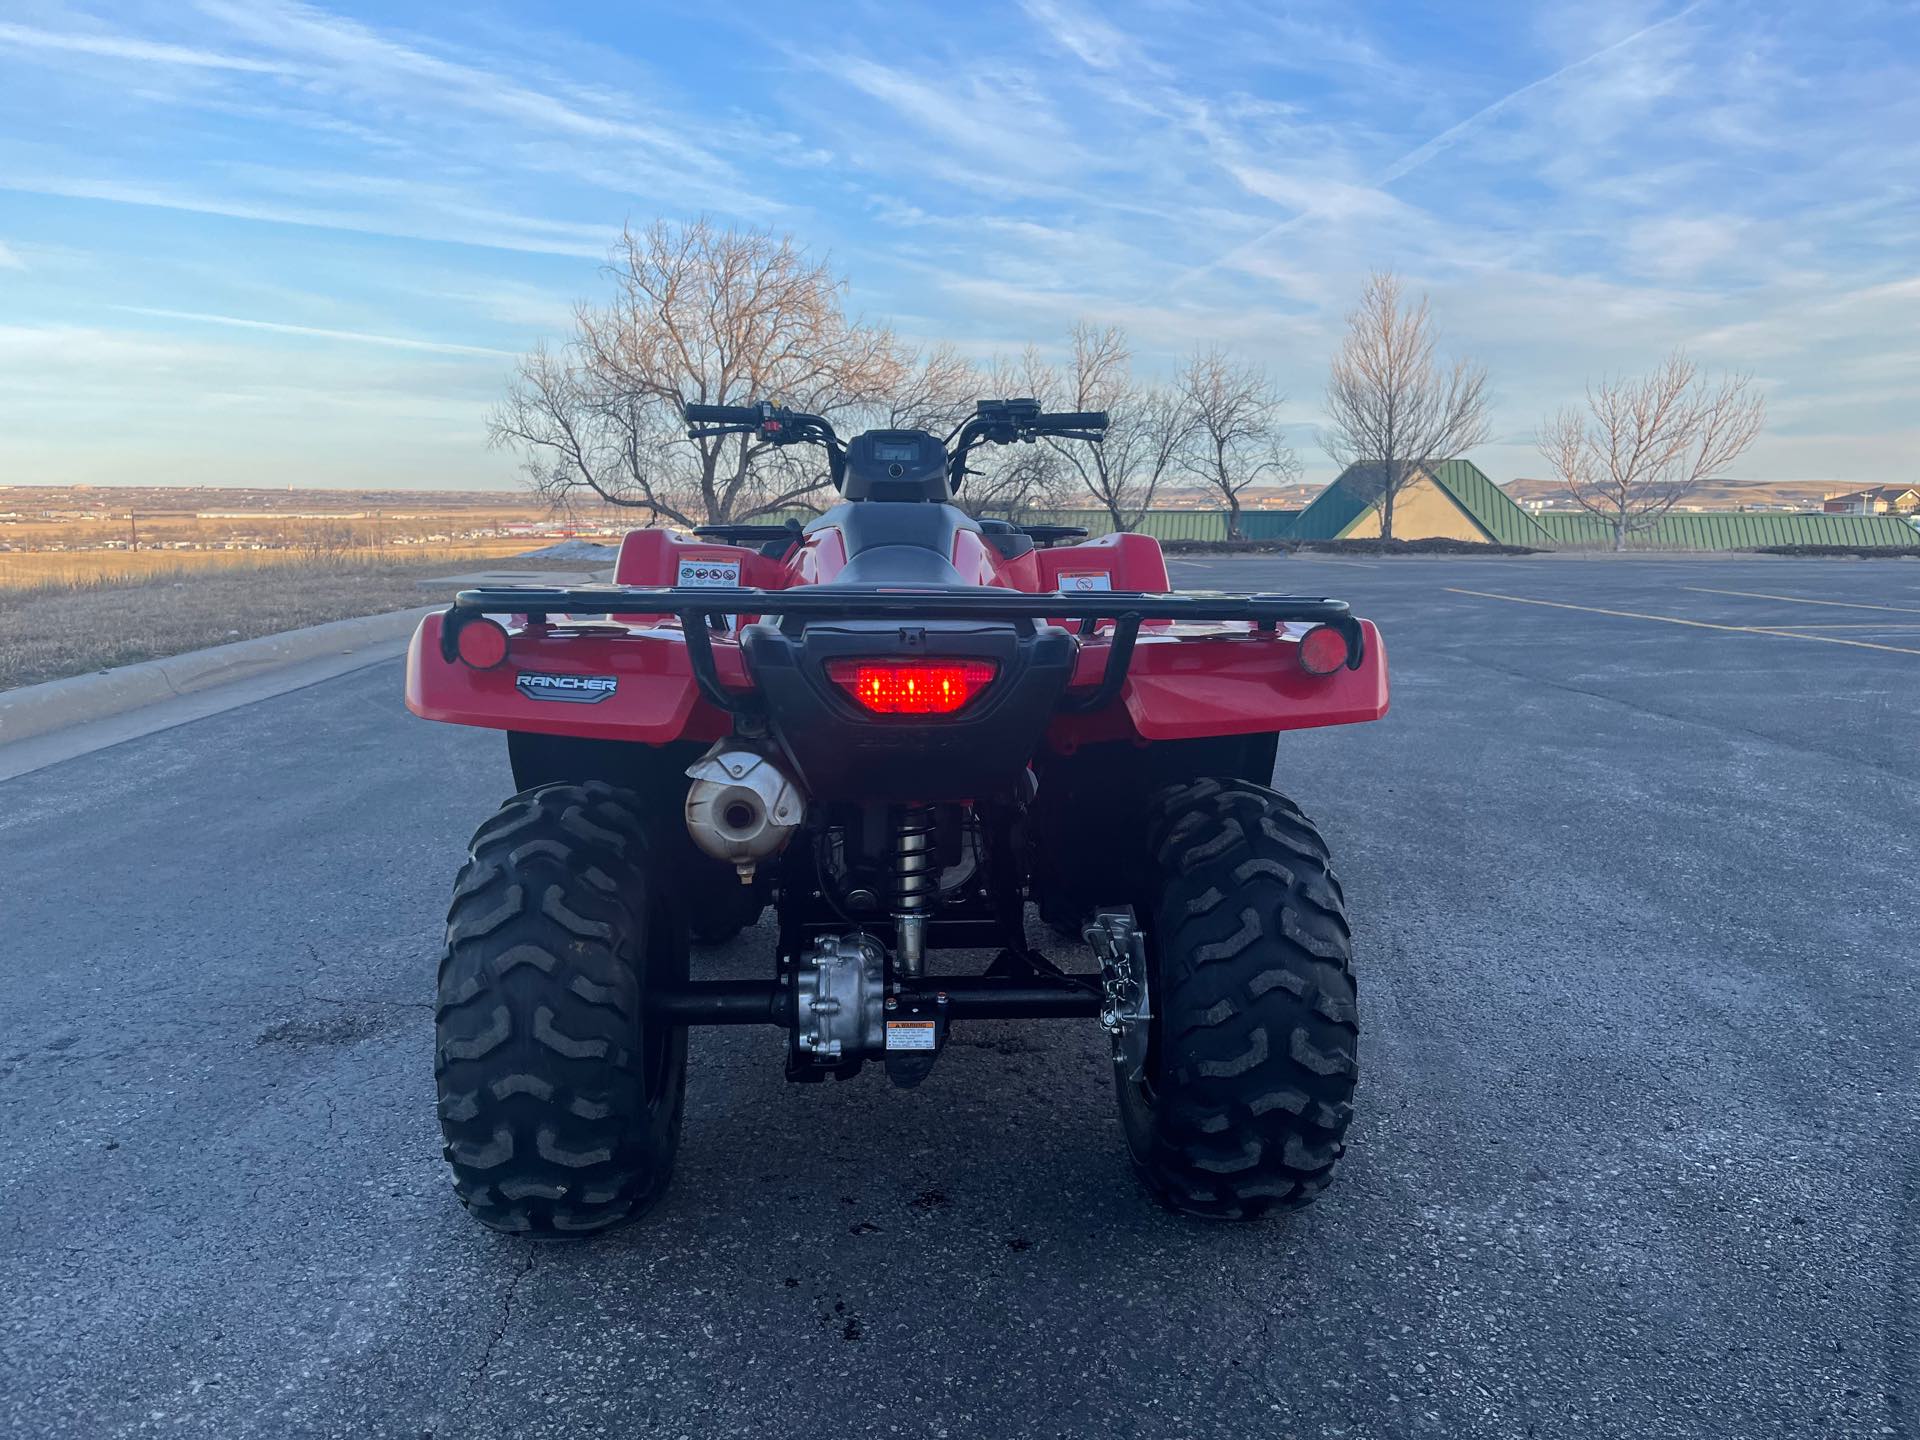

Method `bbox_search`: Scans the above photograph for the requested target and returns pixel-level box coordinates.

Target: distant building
[1823,486,1920,515]
[1293,461,1555,546]
[1292,463,1920,549]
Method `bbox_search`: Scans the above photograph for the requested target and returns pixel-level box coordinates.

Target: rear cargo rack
[442,584,1364,716]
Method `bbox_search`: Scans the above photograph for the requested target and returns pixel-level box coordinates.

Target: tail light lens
[455,617,510,670]
[1296,624,1349,676]
[825,659,997,715]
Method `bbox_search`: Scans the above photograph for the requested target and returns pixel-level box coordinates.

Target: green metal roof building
[1284,461,1919,550]
[1289,460,1558,547]
[1533,509,1920,550]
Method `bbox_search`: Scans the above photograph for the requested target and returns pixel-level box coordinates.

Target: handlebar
[681,398,1100,499]
[946,399,1107,491]
[683,402,767,425]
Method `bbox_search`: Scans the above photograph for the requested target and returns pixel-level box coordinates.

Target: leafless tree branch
[1538,351,1765,550]
[1176,346,1295,539]
[1036,323,1199,531]
[1323,270,1490,539]
[489,218,921,525]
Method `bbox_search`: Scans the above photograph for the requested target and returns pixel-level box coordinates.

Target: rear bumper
[407,584,1389,751]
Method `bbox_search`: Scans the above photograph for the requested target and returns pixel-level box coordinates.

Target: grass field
[0,540,545,593]
[0,549,605,692]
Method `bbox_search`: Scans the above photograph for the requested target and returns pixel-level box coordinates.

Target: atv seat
[834,545,968,586]
[812,500,979,587]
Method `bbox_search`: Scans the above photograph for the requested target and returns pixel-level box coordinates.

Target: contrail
[112,306,515,358]
[1376,2,1703,186]
[1175,2,1704,287]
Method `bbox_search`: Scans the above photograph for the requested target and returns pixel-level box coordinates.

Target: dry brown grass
[0,540,538,592]
[0,551,605,692]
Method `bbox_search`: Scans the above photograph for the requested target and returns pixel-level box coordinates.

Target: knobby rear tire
[1117,778,1359,1219]
[436,781,688,1236]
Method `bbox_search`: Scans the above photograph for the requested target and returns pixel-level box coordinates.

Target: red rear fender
[406,612,735,743]
[1039,532,1170,594]
[614,529,788,588]
[1046,620,1389,748]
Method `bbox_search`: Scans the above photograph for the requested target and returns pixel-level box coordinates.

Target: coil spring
[893,804,937,912]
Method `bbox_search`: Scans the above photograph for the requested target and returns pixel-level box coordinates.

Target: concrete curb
[0,606,435,748]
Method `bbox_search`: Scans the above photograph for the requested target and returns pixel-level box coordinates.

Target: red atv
[408,399,1388,1234]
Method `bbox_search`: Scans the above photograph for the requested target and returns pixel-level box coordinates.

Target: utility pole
[128,512,138,551]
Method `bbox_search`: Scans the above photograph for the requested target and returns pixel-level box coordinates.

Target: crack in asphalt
[298,990,434,1012]
[429,1248,536,1440]
[1221,1270,1289,1414]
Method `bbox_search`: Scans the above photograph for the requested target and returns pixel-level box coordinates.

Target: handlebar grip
[1038,411,1108,429]
[683,402,763,424]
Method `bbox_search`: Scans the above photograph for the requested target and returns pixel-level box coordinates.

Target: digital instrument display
[873,441,920,463]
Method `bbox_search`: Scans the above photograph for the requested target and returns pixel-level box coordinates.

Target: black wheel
[1116,778,1358,1219]
[436,781,687,1235]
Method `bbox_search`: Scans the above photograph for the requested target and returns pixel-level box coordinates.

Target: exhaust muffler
[684,741,806,883]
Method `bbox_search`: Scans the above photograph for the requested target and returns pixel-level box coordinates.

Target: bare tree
[1539,352,1765,551]
[875,341,980,436]
[756,342,986,514]
[489,219,913,526]
[1323,270,1490,540]
[294,518,358,564]
[956,345,1079,517]
[1177,346,1298,539]
[1042,323,1196,531]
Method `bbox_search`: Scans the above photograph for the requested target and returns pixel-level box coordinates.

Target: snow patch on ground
[513,540,621,562]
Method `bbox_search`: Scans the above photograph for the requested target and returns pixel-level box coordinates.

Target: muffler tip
[684,740,806,874]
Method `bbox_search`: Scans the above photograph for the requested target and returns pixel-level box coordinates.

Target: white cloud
[110,307,515,358]
[0,19,287,73]
[833,55,1090,181]
[1623,216,1747,281]
[0,174,608,258]
[1016,0,1156,75]
[193,0,710,160]
[0,240,25,271]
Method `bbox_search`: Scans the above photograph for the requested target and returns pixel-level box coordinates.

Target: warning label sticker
[1056,571,1112,592]
[677,558,741,588]
[885,1020,937,1051]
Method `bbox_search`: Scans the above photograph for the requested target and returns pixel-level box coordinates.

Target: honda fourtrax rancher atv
[408,399,1388,1234]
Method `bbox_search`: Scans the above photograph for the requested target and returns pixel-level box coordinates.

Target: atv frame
[409,398,1388,1233]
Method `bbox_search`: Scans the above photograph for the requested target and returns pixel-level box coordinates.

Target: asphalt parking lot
[3,553,1916,1439]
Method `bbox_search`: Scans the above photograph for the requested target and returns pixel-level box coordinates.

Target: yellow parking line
[1684,586,1920,615]
[1767,622,1920,630]
[1444,588,1920,657]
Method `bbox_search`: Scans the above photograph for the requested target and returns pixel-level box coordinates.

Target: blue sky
[1,0,1915,490]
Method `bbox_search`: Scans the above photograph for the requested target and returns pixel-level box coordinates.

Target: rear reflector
[825,659,997,715]
[455,617,510,670]
[1296,624,1348,676]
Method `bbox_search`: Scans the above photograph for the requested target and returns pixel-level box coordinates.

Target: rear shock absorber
[893,803,936,977]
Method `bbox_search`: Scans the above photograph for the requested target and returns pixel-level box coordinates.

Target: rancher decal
[515,672,618,704]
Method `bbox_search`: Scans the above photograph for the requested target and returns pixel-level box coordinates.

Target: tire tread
[436,782,685,1236]
[1121,779,1359,1219]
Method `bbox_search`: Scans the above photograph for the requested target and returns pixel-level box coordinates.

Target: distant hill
[1161,483,1322,510]
[1499,476,1848,510]
[0,484,548,516]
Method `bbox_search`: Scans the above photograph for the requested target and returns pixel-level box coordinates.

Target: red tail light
[1296,624,1349,676]
[455,617,510,670]
[825,659,997,715]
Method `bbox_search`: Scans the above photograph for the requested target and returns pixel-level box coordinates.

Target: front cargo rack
[441,584,1365,716]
